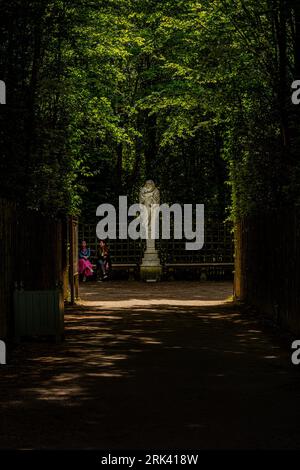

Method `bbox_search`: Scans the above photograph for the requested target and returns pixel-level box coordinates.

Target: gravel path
[1,281,300,449]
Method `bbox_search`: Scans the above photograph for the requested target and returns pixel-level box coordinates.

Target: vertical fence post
[234,221,242,300]
[68,216,79,305]
[69,217,75,305]
[73,218,79,300]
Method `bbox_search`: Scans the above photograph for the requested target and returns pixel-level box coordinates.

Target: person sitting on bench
[97,240,111,281]
[78,240,94,282]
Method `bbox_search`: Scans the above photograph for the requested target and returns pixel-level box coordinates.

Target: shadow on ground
[1,281,300,449]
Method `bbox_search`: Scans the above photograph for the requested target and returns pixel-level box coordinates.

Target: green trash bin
[14,289,64,342]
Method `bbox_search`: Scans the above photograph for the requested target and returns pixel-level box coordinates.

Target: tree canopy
[0,0,299,219]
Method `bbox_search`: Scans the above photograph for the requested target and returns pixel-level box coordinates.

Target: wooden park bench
[158,221,234,280]
[163,261,234,280]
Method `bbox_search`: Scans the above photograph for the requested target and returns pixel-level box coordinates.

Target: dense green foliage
[0,0,299,219]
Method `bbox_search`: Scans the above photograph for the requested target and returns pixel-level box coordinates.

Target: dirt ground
[1,281,300,450]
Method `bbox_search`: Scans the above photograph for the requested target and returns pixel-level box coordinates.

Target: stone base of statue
[140,241,162,282]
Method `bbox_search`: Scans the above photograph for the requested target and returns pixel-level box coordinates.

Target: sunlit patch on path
[0,281,299,450]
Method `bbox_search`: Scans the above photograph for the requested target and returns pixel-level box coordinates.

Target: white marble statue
[139,180,160,239]
[139,180,162,281]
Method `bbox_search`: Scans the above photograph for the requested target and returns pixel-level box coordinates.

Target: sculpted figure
[139,180,160,237]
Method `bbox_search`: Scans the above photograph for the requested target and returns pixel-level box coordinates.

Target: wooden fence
[234,209,300,334]
[0,199,76,340]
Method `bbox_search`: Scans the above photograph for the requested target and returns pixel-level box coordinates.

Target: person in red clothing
[78,240,94,282]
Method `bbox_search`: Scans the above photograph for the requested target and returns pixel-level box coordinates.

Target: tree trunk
[276,0,290,150]
[144,113,157,179]
[116,142,123,193]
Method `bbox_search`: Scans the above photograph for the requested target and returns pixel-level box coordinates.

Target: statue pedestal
[140,241,162,282]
